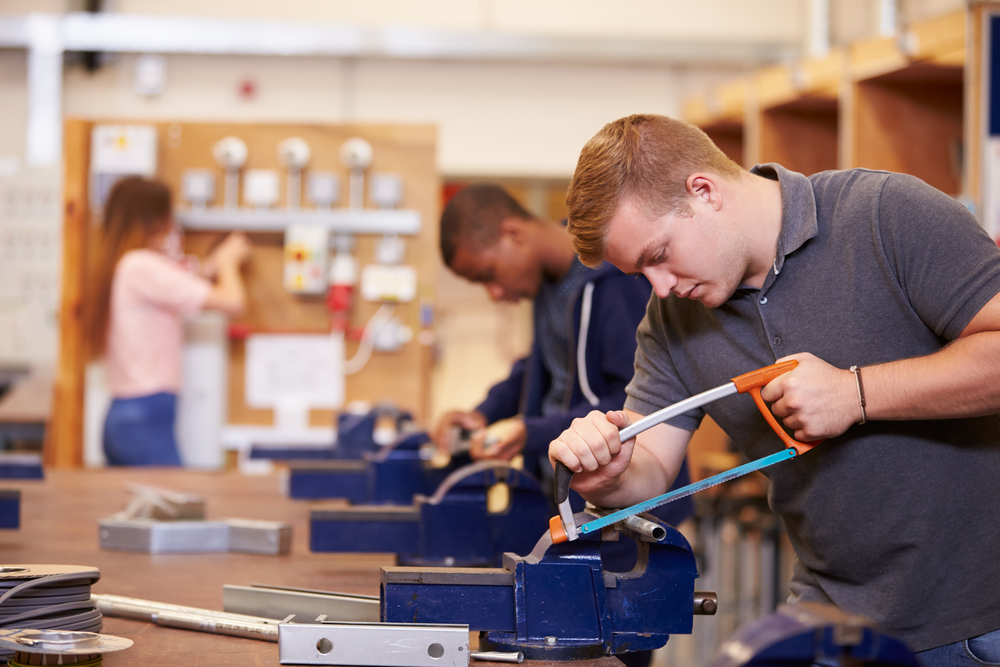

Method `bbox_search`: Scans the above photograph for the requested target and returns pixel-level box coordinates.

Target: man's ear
[687,174,723,212]
[499,216,529,244]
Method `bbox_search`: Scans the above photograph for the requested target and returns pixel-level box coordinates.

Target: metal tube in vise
[621,515,667,541]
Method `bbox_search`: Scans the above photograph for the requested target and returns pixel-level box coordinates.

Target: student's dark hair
[439,183,535,266]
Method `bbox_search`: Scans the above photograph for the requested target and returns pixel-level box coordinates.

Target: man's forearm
[866,331,1000,421]
[576,441,678,510]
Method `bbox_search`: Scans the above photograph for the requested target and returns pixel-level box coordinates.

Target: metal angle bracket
[223,584,380,623]
[98,518,291,555]
[278,621,469,667]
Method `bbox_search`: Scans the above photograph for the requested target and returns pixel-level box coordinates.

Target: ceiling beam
[0,12,794,67]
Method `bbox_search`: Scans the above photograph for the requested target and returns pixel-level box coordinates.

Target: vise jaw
[380,510,714,661]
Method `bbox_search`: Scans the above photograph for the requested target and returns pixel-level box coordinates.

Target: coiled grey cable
[0,567,102,635]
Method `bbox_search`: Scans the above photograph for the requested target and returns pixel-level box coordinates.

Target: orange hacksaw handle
[732,360,821,455]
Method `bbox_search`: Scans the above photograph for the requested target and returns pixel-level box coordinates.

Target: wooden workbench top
[0,367,52,424]
[0,467,391,666]
[0,468,625,667]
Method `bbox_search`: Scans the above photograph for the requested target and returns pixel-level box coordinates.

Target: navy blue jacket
[474,262,693,527]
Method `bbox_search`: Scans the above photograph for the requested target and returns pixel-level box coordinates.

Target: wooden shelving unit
[846,11,966,195]
[684,10,971,197]
[683,80,746,167]
[753,51,842,175]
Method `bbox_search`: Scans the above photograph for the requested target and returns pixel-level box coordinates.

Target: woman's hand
[209,233,251,272]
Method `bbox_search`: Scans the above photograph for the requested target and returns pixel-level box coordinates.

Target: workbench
[0,367,51,452]
[0,468,624,667]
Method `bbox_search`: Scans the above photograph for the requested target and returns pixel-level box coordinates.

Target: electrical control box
[283,224,329,294]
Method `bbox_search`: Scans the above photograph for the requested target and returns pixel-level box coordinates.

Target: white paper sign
[90,125,158,176]
[245,334,344,409]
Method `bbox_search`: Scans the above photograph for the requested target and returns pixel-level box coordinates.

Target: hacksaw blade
[577,447,797,536]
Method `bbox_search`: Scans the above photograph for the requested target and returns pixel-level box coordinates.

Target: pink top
[105,249,212,398]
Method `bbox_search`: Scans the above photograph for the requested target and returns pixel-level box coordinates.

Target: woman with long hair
[87,176,249,466]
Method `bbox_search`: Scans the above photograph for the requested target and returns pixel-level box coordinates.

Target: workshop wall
[105,0,805,45]
[58,53,702,179]
[0,52,27,161]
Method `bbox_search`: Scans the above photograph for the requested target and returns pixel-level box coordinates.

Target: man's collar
[749,163,818,277]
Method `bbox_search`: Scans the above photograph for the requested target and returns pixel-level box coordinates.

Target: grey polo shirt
[624,164,1000,651]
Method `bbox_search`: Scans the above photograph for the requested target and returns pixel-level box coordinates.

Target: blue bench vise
[0,453,43,480]
[709,602,918,667]
[250,405,411,461]
[288,432,471,504]
[0,489,20,529]
[310,461,550,566]
[380,509,716,660]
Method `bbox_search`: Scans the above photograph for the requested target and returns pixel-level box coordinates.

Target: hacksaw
[550,360,822,543]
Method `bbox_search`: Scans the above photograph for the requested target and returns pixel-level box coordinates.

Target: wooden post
[966,4,998,215]
[48,120,91,468]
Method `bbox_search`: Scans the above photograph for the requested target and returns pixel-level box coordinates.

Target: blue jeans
[812,629,1000,667]
[918,629,1000,667]
[103,392,183,466]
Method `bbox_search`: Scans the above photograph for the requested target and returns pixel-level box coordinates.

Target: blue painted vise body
[0,453,43,480]
[289,432,470,504]
[0,489,20,529]
[250,406,411,461]
[381,511,705,660]
[310,462,550,566]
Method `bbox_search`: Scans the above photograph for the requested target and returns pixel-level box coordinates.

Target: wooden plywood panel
[760,103,839,175]
[686,79,747,168]
[60,121,439,455]
[757,55,842,112]
[704,124,746,168]
[715,79,747,121]
[851,34,912,81]
[686,415,734,482]
[163,123,439,425]
[910,10,966,62]
[683,95,713,127]
[801,50,843,94]
[548,184,570,222]
[756,65,796,110]
[852,71,964,194]
[851,10,966,81]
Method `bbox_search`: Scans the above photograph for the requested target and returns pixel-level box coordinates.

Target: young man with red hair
[549,114,1000,665]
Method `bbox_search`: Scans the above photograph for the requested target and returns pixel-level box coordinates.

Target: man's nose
[486,283,505,301]
[645,269,676,299]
